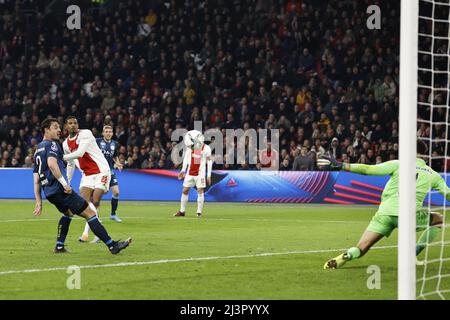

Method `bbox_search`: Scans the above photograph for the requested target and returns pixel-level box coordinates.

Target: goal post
[399,0,418,300]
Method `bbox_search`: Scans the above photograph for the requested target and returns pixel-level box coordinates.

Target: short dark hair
[65,115,77,123]
[41,118,60,135]
[417,140,428,155]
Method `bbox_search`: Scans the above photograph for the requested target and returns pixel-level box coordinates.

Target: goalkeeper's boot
[78,233,89,243]
[174,211,185,217]
[54,246,69,253]
[109,238,132,254]
[110,215,123,223]
[324,253,351,269]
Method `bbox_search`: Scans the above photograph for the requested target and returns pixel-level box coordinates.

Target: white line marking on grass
[0,216,368,224]
[0,245,396,276]
[0,218,54,223]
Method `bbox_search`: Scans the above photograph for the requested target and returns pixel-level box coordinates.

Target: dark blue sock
[87,216,114,247]
[111,197,119,215]
[56,215,72,248]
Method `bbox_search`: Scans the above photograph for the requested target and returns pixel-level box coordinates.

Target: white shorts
[79,172,111,193]
[183,174,206,189]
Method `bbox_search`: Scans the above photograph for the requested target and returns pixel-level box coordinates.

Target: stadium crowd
[0,0,418,171]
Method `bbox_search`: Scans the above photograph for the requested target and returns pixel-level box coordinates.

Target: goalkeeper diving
[318,140,446,269]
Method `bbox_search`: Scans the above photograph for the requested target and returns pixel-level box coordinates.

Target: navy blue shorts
[47,192,89,216]
[110,172,119,187]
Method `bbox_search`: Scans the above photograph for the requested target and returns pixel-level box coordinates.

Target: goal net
[414,0,450,300]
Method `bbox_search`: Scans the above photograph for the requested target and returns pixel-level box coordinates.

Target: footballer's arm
[63,131,91,161]
[342,160,398,176]
[319,156,397,176]
[206,152,213,185]
[113,156,123,171]
[48,157,72,194]
[178,148,191,180]
[63,143,76,184]
[33,173,42,216]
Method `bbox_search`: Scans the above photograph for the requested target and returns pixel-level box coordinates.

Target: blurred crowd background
[0,0,419,171]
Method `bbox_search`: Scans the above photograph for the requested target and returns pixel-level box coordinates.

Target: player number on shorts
[101,176,108,186]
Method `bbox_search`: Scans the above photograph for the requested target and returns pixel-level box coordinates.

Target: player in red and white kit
[63,116,111,243]
[174,130,213,217]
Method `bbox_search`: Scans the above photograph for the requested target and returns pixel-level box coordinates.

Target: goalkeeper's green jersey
[349,159,450,216]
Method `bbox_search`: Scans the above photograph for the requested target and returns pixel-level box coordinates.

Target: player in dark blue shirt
[33,118,131,254]
[96,125,123,222]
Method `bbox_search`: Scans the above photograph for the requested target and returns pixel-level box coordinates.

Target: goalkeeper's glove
[317,156,343,171]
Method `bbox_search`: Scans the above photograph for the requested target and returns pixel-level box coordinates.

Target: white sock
[180,193,188,212]
[83,203,98,235]
[197,193,204,213]
[83,221,90,235]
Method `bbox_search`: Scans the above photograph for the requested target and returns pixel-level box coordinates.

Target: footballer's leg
[77,200,131,254]
[47,193,74,253]
[110,174,122,222]
[55,212,74,253]
[416,212,443,259]
[197,188,205,217]
[324,230,384,269]
[89,187,107,243]
[175,186,190,217]
[110,184,122,222]
[324,214,392,269]
[79,186,94,242]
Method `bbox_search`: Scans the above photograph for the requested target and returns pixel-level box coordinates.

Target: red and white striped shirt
[63,129,110,176]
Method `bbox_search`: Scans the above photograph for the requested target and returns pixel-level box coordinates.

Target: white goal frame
[399,0,419,300]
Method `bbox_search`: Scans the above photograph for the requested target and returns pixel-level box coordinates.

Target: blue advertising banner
[0,168,449,205]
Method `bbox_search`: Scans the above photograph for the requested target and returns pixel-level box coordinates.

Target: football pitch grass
[0,201,448,300]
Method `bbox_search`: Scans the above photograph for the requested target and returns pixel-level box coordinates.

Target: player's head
[417,140,429,156]
[41,118,61,140]
[103,125,114,141]
[65,116,79,135]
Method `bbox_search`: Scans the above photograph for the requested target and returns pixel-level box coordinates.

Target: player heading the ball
[174,130,213,217]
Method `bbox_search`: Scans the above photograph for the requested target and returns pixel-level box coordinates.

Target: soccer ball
[184,130,204,149]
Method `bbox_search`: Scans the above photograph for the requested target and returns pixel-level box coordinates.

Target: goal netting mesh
[417,0,450,300]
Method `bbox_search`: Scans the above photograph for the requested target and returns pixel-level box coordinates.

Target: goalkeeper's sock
[86,215,114,247]
[56,215,72,248]
[180,193,188,212]
[111,196,119,215]
[346,247,361,260]
[197,193,204,213]
[416,226,440,256]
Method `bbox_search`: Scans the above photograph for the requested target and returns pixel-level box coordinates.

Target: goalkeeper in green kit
[319,141,446,269]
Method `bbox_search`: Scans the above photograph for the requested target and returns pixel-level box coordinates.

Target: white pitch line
[0,216,367,224]
[0,245,396,276]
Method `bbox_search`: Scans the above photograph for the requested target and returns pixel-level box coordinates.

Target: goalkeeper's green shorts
[366,211,430,237]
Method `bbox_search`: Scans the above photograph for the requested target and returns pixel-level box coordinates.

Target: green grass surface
[0,201,448,300]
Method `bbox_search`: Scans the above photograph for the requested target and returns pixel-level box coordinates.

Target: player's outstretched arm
[33,173,42,216]
[433,174,450,202]
[317,156,398,176]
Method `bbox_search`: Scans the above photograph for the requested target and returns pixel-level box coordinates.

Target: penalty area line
[0,245,396,276]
